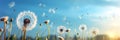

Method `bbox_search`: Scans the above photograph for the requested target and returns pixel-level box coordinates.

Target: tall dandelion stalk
[91,28,99,40]
[36,23,42,40]
[65,28,71,40]
[22,18,31,40]
[79,24,87,40]
[8,18,13,40]
[44,20,50,39]
[0,16,9,40]
[16,11,37,40]
[57,26,66,36]
[92,30,96,40]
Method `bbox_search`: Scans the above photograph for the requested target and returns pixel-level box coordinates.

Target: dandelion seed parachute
[16,11,37,31]
[9,2,15,8]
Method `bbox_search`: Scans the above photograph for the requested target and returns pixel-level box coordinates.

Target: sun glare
[106,32,117,38]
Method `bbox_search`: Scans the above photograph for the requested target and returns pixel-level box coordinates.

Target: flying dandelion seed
[79,24,87,31]
[58,36,64,40]
[39,3,46,7]
[16,11,37,31]
[8,2,15,8]
[48,8,57,14]
[57,26,66,35]
[50,22,54,28]
[41,12,46,17]
[63,16,66,21]
[78,16,82,19]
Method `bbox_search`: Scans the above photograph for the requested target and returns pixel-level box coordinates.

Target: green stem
[83,31,85,40]
[8,22,12,40]
[4,22,6,40]
[46,24,50,39]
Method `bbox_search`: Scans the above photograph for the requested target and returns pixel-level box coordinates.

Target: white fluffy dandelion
[90,28,99,35]
[8,1,15,8]
[57,26,66,34]
[16,11,37,31]
[79,24,87,40]
[79,24,87,31]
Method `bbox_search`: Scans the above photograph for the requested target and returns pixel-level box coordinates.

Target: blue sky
[0,0,120,38]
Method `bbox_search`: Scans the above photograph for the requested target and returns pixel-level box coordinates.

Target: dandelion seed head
[57,26,66,34]
[16,11,37,31]
[91,28,99,35]
[0,16,9,22]
[10,18,13,22]
[79,24,87,31]
[66,28,71,32]
[44,20,50,24]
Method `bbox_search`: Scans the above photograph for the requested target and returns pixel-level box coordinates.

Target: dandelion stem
[46,24,50,39]
[4,22,7,40]
[22,26,26,40]
[8,22,12,40]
